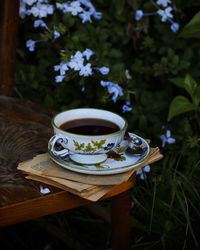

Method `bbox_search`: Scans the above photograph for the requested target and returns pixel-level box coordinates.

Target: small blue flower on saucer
[104,143,115,151]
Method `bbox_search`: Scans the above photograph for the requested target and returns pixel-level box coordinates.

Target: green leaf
[169,75,198,100]
[196,85,200,106]
[169,77,185,88]
[168,96,197,121]
[179,11,200,39]
[184,74,197,97]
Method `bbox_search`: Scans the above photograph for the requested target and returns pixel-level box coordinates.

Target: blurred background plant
[3,0,199,249]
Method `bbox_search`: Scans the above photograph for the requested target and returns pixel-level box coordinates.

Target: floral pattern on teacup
[73,139,107,152]
[104,143,115,151]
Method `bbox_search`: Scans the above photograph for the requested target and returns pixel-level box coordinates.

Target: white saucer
[48,133,150,175]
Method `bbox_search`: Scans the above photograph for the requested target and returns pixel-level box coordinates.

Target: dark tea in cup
[59,118,120,135]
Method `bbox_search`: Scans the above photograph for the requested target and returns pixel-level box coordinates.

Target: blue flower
[136,165,151,180]
[68,51,84,71]
[170,22,179,32]
[54,62,68,75]
[81,0,102,20]
[109,84,123,102]
[135,10,143,21]
[160,129,175,147]
[26,39,37,51]
[38,0,49,3]
[104,143,115,151]
[30,2,54,18]
[55,75,66,83]
[56,3,68,13]
[100,81,123,103]
[95,66,110,75]
[54,29,60,39]
[157,7,173,22]
[19,1,31,18]
[82,48,94,60]
[79,11,92,23]
[68,1,83,16]
[34,19,48,29]
[135,9,154,22]
[79,63,93,76]
[23,0,37,5]
[122,101,132,113]
[79,0,93,8]
[100,80,110,87]
[156,0,171,7]
[93,11,102,20]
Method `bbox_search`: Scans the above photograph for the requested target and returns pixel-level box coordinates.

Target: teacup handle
[48,134,70,157]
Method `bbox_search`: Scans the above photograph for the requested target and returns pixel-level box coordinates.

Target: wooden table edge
[0,174,136,228]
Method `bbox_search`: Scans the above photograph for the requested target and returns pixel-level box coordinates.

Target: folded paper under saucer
[17,142,163,201]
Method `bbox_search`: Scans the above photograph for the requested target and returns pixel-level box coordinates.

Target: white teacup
[48,108,128,164]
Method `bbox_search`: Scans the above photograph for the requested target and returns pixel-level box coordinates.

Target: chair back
[0,0,20,96]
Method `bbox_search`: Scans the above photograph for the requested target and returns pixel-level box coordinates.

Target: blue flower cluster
[53,49,125,103]
[20,0,54,18]
[21,0,133,111]
[54,49,109,80]
[20,0,102,23]
[56,0,102,23]
[135,0,179,33]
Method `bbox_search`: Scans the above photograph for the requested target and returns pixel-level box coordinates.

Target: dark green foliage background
[11,0,200,249]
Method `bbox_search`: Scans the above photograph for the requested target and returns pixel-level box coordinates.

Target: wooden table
[0,96,136,250]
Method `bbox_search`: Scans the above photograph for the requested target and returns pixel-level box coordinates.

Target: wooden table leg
[111,190,131,250]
